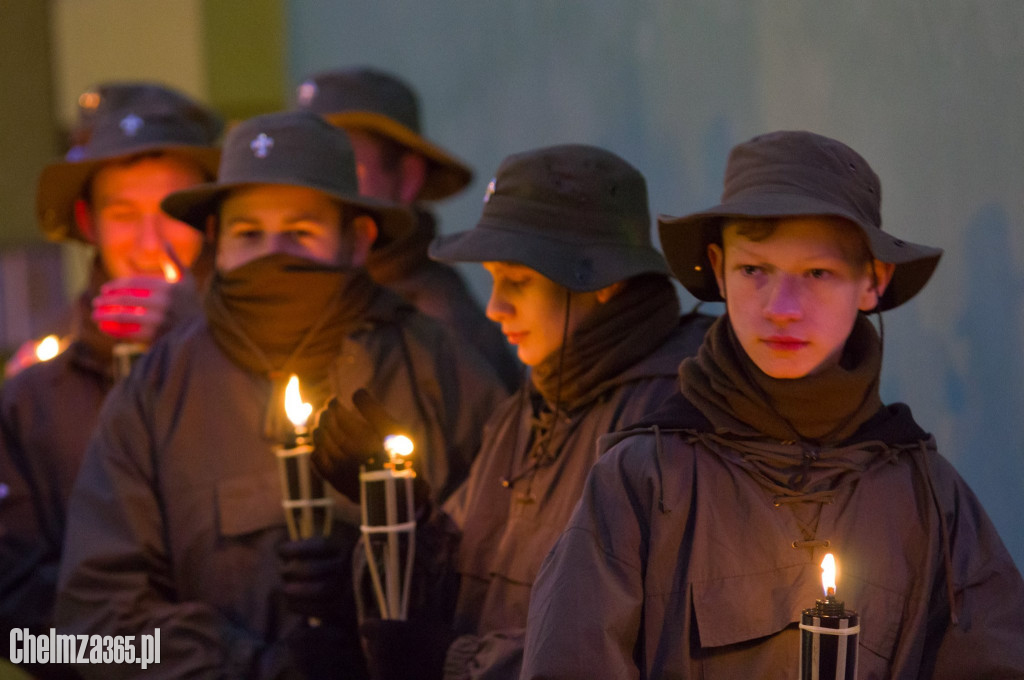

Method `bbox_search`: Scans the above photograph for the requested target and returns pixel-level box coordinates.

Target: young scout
[519,131,1024,678]
[53,111,507,679]
[312,144,714,679]
[0,85,220,677]
[296,67,521,390]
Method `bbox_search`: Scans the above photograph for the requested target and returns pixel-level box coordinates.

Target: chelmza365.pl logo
[9,628,161,669]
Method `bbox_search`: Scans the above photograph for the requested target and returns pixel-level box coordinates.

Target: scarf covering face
[680,314,883,444]
[203,252,376,378]
[531,274,681,410]
[204,253,378,440]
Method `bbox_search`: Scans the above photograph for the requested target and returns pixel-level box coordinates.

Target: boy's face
[82,156,206,279]
[215,184,375,272]
[482,261,601,366]
[707,216,894,379]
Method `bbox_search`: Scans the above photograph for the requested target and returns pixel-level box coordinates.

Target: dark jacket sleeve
[53,380,272,679]
[0,369,69,654]
[926,453,1024,678]
[520,435,664,680]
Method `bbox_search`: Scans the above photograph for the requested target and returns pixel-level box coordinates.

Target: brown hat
[37,89,222,243]
[160,110,413,243]
[429,144,669,291]
[68,81,225,158]
[295,68,473,201]
[657,130,942,311]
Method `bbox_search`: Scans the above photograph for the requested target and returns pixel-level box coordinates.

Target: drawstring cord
[502,289,572,500]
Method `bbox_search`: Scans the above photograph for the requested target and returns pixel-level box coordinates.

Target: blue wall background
[285,1,1024,568]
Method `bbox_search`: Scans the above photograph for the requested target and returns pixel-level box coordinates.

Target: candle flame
[821,553,837,597]
[284,375,313,428]
[161,258,181,283]
[383,434,414,461]
[35,335,61,361]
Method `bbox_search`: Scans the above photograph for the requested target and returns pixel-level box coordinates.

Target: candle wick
[826,586,836,597]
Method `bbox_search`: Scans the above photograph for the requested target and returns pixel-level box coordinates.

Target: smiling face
[707,216,894,379]
[81,155,206,279]
[482,262,603,366]
[214,184,376,272]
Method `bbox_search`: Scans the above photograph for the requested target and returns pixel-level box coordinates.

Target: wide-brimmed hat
[295,68,473,201]
[429,144,669,292]
[37,89,222,243]
[68,81,225,156]
[161,110,413,243]
[657,130,942,311]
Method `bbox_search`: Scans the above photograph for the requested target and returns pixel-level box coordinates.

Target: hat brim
[429,218,669,292]
[36,144,221,243]
[161,179,414,245]
[657,193,943,311]
[324,111,473,201]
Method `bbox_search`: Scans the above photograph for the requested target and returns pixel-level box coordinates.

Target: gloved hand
[277,532,356,625]
[311,388,406,499]
[360,618,457,680]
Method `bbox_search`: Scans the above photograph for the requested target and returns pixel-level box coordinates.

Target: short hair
[721,216,874,267]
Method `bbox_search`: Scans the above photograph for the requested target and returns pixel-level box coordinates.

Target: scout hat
[429,144,669,292]
[37,88,222,243]
[295,68,473,201]
[657,130,943,311]
[67,81,225,159]
[161,110,413,242]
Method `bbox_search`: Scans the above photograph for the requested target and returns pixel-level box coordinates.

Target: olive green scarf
[679,314,883,444]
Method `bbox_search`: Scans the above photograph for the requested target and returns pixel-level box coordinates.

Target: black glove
[277,532,356,625]
[360,618,457,680]
[270,624,369,680]
[312,389,405,499]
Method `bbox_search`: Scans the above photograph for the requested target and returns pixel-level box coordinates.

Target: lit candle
[35,335,62,362]
[360,432,417,620]
[800,553,860,680]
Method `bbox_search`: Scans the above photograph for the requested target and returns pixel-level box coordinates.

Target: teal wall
[286,1,1024,568]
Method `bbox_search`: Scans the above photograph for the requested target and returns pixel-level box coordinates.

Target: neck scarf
[680,314,883,444]
[531,274,681,410]
[204,253,378,439]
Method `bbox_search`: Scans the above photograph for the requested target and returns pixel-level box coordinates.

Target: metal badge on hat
[297,80,317,107]
[119,113,144,137]
[250,133,274,158]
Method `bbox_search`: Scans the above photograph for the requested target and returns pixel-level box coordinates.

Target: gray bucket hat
[68,81,225,157]
[658,130,943,311]
[295,68,473,201]
[37,88,222,243]
[429,144,669,292]
[160,110,413,242]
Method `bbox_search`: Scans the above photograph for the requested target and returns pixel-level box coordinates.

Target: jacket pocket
[215,469,284,537]
[691,564,904,677]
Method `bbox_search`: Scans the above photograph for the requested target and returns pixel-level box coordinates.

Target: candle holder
[112,342,148,380]
[359,434,417,620]
[278,375,335,627]
[800,554,859,680]
[275,426,334,542]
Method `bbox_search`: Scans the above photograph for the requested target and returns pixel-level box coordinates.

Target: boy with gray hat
[53,111,506,678]
[521,131,1024,678]
[311,144,714,679]
[0,83,220,677]
[296,67,520,391]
